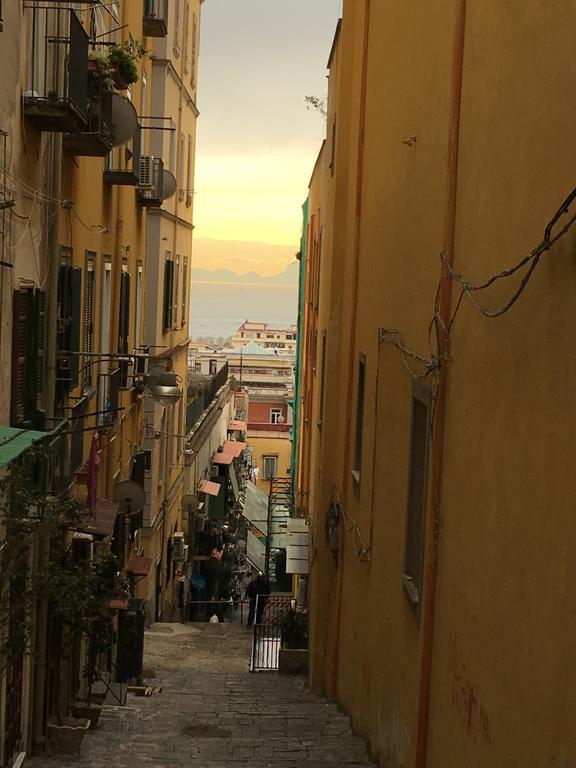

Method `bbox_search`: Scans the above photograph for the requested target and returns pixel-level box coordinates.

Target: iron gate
[250,595,292,671]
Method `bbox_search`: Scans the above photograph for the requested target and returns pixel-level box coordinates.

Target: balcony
[186,364,229,433]
[64,87,139,158]
[143,0,168,38]
[247,422,291,433]
[104,127,142,185]
[137,156,177,207]
[23,8,88,133]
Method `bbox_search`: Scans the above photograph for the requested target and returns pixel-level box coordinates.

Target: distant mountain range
[191,261,299,286]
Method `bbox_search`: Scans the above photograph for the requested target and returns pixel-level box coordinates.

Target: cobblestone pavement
[26,622,375,767]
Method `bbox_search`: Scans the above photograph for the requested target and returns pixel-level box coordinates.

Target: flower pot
[47,717,91,756]
[88,690,107,706]
[71,702,102,729]
[111,64,129,91]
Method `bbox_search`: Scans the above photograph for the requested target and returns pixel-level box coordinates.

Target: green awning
[0,425,46,469]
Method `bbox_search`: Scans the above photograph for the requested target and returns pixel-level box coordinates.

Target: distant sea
[189,281,298,341]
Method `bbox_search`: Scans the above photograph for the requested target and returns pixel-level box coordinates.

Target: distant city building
[231,320,298,353]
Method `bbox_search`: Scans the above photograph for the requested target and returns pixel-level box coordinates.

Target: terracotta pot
[47,717,91,756]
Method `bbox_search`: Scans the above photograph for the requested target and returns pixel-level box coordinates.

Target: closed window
[262,455,277,480]
[82,253,96,390]
[270,408,282,424]
[162,253,174,332]
[402,384,431,616]
[118,265,131,388]
[11,287,45,427]
[182,256,188,326]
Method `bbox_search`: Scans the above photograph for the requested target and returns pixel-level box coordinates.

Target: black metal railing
[186,364,229,433]
[104,127,142,185]
[24,7,88,132]
[250,595,293,672]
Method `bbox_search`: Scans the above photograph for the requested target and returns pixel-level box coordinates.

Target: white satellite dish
[181,494,200,513]
[110,94,138,147]
[160,169,177,201]
[113,480,146,514]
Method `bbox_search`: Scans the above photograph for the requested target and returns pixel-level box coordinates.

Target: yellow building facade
[299,3,576,767]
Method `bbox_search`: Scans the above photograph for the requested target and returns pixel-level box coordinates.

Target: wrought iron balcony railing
[23,7,88,133]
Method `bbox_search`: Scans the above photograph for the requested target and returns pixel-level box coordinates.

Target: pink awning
[76,498,119,538]
[212,452,233,465]
[198,479,221,496]
[126,555,153,577]
[228,420,247,431]
[223,440,246,458]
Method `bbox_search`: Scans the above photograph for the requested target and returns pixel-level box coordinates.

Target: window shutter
[35,289,46,397]
[58,265,82,390]
[118,271,131,387]
[83,264,95,389]
[163,259,173,331]
[182,257,188,327]
[11,289,30,425]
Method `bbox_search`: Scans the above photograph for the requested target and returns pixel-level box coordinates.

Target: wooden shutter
[162,259,173,332]
[11,289,30,425]
[57,265,82,389]
[35,289,46,396]
[118,271,131,387]
[83,262,95,388]
[181,256,188,327]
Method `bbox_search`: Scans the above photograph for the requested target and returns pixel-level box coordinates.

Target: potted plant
[108,39,146,90]
[279,607,309,675]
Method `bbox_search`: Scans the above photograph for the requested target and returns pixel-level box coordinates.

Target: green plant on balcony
[108,38,147,88]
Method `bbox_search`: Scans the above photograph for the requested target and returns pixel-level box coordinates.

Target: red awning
[198,479,221,497]
[76,498,119,538]
[228,420,247,431]
[223,440,246,458]
[126,554,153,577]
[212,452,233,465]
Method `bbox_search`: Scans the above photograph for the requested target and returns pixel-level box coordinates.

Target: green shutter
[162,260,173,332]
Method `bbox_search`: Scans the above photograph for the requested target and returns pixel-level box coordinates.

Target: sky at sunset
[193,0,342,276]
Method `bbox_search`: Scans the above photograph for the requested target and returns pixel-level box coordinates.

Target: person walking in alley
[246,572,271,625]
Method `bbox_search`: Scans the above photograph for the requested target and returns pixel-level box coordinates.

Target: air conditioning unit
[172,531,185,562]
[138,156,164,207]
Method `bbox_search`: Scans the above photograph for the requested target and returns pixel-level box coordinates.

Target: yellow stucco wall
[302,2,576,767]
[247,433,292,494]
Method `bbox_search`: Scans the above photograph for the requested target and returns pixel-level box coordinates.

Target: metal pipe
[414,2,468,766]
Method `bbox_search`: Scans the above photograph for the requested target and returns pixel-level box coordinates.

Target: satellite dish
[110,94,138,146]
[113,480,146,514]
[160,169,177,201]
[181,494,200,513]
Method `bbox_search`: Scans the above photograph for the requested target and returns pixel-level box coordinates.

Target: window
[57,260,82,391]
[209,359,217,375]
[135,261,143,351]
[173,256,180,328]
[270,408,282,424]
[178,133,185,201]
[169,120,176,173]
[186,135,193,207]
[402,384,431,616]
[11,287,45,427]
[162,253,174,332]
[262,455,277,480]
[183,0,190,73]
[352,353,366,482]
[173,0,181,56]
[98,259,112,421]
[82,253,96,391]
[329,116,337,176]
[181,255,188,326]
[118,265,131,388]
[191,12,198,88]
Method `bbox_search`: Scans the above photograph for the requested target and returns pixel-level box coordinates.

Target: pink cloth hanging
[85,432,101,511]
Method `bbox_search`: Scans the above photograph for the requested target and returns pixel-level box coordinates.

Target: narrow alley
[26,623,375,768]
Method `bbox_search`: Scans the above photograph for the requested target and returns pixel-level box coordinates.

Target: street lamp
[144,366,182,407]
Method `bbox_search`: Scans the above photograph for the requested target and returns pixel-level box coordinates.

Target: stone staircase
[26,624,376,768]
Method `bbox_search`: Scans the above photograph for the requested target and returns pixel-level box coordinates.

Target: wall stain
[449,633,493,744]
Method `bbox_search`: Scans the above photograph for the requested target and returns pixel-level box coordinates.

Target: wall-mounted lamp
[145,365,182,407]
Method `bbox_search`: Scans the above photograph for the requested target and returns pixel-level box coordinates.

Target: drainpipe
[330,0,371,698]
[414,2,467,766]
